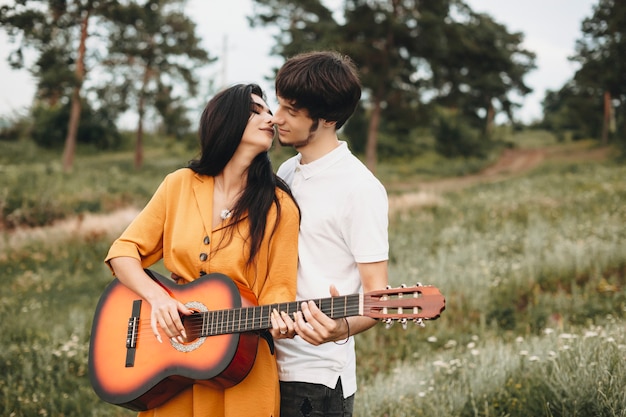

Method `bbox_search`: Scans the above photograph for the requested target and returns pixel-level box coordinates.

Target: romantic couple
[105,50,389,417]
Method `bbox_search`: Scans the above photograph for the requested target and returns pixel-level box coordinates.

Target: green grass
[1,138,625,416]
[353,158,626,416]
[0,139,189,229]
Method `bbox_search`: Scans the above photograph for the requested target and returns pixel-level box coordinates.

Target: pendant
[220,209,232,220]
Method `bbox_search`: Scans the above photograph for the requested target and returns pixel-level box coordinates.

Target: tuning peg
[415,282,423,287]
[384,318,394,329]
[401,318,408,330]
[414,318,425,327]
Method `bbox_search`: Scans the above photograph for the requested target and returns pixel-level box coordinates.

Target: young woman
[105,83,300,417]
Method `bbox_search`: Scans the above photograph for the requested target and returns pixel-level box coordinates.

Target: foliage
[0,0,80,105]
[541,80,603,141]
[432,110,489,158]
[0,233,135,417]
[0,140,188,230]
[0,0,213,171]
[0,111,31,141]
[428,6,536,129]
[356,324,626,417]
[30,101,122,149]
[354,156,626,416]
[99,0,213,168]
[344,101,436,159]
[249,0,536,165]
[545,0,626,143]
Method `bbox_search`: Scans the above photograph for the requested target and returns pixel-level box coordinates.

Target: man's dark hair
[275,51,361,129]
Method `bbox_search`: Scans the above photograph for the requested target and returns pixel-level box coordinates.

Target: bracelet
[334,317,350,345]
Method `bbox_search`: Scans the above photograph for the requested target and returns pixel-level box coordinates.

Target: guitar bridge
[125,299,142,367]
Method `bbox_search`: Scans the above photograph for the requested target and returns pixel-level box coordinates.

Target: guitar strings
[131,305,363,337]
[128,296,364,337]
[129,291,432,337]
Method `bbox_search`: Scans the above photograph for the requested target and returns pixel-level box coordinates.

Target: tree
[541,80,602,141]
[570,0,626,144]
[428,8,535,135]
[101,0,212,168]
[250,0,536,168]
[0,0,116,172]
[251,0,444,170]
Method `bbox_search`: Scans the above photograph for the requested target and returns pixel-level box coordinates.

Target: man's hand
[292,285,349,346]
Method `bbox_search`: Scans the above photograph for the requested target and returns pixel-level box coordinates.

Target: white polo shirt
[275,141,389,397]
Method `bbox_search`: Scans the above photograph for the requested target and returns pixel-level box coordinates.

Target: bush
[0,112,33,142]
[30,101,122,150]
[433,113,490,158]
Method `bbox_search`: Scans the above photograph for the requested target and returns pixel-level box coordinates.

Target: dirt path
[1,145,609,250]
[388,148,547,212]
[0,207,140,253]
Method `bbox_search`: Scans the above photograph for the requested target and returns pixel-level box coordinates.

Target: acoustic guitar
[89,269,445,411]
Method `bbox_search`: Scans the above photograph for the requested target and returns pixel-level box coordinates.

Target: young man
[270,51,389,416]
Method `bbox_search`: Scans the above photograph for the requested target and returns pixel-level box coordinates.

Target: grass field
[1,137,624,416]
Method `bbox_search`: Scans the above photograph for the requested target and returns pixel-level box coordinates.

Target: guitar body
[88,271,260,411]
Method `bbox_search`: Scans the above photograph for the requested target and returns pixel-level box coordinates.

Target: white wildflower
[444,339,457,349]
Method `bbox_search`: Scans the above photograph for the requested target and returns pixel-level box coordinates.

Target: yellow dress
[105,168,300,417]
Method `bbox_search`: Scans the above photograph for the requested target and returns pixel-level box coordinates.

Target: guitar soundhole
[182,313,203,341]
[169,301,207,352]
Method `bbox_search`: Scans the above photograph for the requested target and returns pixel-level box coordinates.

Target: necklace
[215,175,242,221]
[220,209,233,220]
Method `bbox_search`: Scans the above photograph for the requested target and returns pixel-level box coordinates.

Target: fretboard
[196,294,362,337]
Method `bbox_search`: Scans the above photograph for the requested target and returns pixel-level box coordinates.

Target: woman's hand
[270,309,295,339]
[147,289,193,344]
[108,257,193,344]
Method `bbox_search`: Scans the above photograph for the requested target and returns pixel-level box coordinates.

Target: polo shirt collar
[296,141,349,179]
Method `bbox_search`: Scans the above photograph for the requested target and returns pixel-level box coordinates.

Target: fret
[217,309,224,335]
[226,309,233,334]
[260,305,269,328]
[234,308,241,333]
[258,306,269,328]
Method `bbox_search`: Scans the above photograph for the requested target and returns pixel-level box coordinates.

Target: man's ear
[321,119,337,128]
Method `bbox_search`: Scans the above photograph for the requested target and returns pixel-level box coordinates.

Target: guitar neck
[196,294,361,337]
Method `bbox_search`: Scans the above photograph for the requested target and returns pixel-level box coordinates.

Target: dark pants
[279,379,355,417]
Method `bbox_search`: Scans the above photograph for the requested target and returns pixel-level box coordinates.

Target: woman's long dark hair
[188,83,298,265]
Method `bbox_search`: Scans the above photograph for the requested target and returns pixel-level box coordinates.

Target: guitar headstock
[363,284,445,329]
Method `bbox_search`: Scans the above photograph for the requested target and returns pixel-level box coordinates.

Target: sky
[0,0,597,124]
